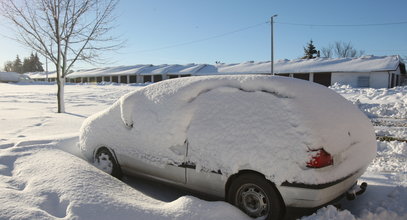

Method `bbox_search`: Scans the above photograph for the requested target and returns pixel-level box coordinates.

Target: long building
[27,55,405,88]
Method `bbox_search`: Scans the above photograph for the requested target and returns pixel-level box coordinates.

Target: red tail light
[306,149,333,168]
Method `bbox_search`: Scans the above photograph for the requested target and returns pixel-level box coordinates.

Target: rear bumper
[276,167,366,208]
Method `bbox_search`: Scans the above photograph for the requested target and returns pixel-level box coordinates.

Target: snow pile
[369,141,407,176]
[301,205,356,220]
[331,83,407,119]
[80,75,376,185]
[358,208,407,220]
[0,138,249,220]
[301,204,407,220]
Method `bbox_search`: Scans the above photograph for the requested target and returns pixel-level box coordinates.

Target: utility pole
[270,14,278,75]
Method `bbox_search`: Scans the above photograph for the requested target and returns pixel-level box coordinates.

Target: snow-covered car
[0,72,32,83]
[79,75,376,219]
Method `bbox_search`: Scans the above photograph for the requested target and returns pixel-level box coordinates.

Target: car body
[79,75,376,219]
[0,72,32,83]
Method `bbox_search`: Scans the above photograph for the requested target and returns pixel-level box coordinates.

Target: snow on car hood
[80,75,376,185]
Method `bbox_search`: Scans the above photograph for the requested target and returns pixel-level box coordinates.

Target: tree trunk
[57,76,65,113]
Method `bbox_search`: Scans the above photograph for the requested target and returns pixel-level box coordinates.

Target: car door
[183,140,226,198]
[118,140,187,184]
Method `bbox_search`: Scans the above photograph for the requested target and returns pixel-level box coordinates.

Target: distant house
[273,55,405,88]
[27,55,405,88]
[25,71,56,82]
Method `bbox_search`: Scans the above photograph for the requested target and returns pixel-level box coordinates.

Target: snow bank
[301,205,356,220]
[369,141,407,174]
[301,205,407,220]
[331,84,407,119]
[0,139,249,220]
[80,75,376,185]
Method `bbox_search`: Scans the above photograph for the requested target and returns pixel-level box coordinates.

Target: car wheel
[227,173,284,220]
[94,147,123,179]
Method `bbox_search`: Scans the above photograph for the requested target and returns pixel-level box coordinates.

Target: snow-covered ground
[0,82,406,220]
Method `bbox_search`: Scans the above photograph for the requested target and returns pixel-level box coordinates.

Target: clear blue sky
[1,0,406,70]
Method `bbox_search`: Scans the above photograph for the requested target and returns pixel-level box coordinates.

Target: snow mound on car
[80,75,376,185]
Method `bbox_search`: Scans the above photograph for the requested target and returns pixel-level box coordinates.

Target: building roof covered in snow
[273,55,402,74]
[26,71,57,79]
[27,55,403,79]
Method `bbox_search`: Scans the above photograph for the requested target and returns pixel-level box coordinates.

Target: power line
[131,19,407,55]
[369,49,407,52]
[275,21,407,27]
[134,22,268,53]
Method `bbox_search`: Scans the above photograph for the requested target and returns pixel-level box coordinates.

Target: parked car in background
[79,75,376,219]
[0,72,32,83]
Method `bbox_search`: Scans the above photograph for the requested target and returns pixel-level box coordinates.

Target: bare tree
[321,41,364,58]
[1,0,121,113]
[321,45,334,58]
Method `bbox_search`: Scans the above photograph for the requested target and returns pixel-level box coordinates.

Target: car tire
[227,173,284,220]
[94,147,123,179]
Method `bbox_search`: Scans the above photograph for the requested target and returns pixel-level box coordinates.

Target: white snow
[0,80,406,220]
[331,83,407,119]
[0,138,249,220]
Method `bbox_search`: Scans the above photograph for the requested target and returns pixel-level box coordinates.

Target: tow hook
[346,182,367,200]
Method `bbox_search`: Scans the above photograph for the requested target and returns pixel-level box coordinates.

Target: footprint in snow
[6,179,27,191]
[39,192,69,218]
[0,155,17,177]
[0,143,14,149]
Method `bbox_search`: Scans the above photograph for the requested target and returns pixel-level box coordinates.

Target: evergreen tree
[302,40,319,59]
[33,53,44,72]
[22,56,32,73]
[13,55,23,73]
[6,53,44,73]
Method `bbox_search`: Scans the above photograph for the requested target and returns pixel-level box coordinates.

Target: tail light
[306,149,333,168]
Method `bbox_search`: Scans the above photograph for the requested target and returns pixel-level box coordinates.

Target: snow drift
[0,138,250,220]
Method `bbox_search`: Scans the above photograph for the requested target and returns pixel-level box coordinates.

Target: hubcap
[94,152,113,174]
[236,183,270,218]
